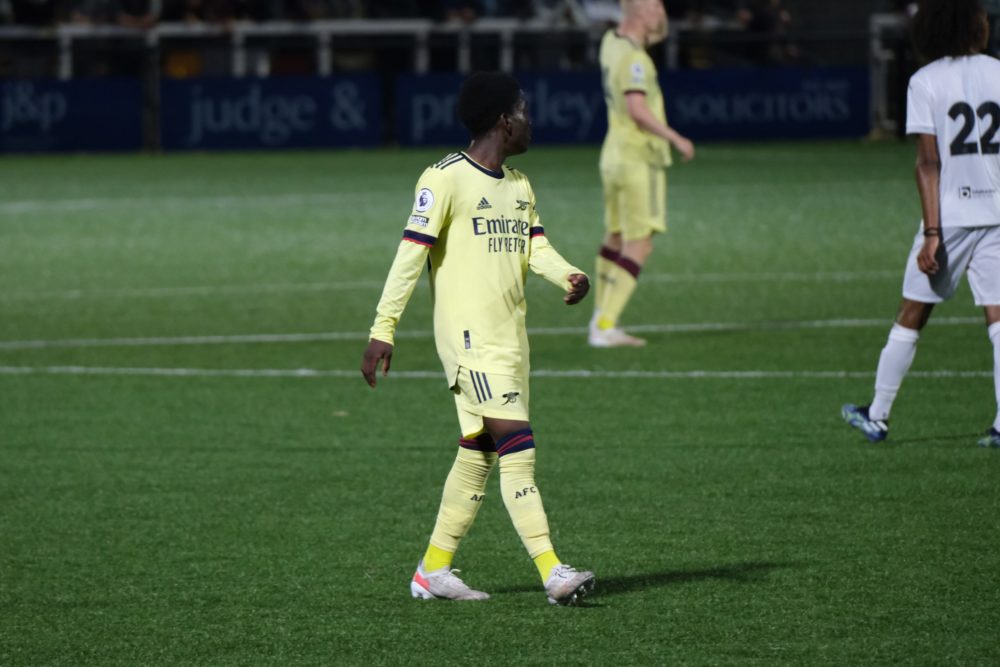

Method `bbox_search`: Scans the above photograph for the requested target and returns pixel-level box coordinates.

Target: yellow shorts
[601,161,667,241]
[452,366,530,438]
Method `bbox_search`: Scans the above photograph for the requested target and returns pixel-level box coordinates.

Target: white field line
[0,280,389,301]
[0,177,906,216]
[0,192,384,215]
[0,317,982,351]
[643,270,902,284]
[0,366,990,379]
[0,270,902,302]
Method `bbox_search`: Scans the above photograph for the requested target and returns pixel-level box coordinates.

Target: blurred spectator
[436,0,562,23]
[738,0,796,65]
[281,0,363,20]
[160,0,241,23]
[440,0,477,23]
[535,0,586,25]
[69,0,160,28]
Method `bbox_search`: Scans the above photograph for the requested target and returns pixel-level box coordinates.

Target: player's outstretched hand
[564,273,590,305]
[361,339,394,388]
[917,237,940,275]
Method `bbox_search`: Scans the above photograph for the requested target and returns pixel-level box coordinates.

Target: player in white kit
[842,0,1000,447]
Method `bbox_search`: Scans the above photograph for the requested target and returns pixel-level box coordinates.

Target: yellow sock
[426,444,497,564]
[497,441,554,561]
[422,544,455,572]
[594,249,619,319]
[598,260,639,330]
[533,550,561,582]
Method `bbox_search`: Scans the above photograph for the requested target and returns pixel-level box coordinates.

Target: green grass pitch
[1,142,999,665]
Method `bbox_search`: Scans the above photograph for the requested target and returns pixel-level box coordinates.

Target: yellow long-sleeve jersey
[369,152,584,387]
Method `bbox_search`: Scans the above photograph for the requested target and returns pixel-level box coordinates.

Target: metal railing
[0,17,771,79]
[0,19,607,79]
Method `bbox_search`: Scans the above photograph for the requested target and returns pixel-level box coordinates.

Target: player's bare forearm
[626,93,695,161]
[640,116,694,161]
[361,339,394,388]
[632,108,671,142]
[914,134,941,232]
[564,273,589,305]
[915,167,942,275]
[914,134,942,275]
[658,123,694,158]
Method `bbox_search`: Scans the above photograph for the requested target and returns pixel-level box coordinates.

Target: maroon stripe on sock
[497,434,534,456]
[615,256,641,279]
[598,245,620,262]
[459,433,496,452]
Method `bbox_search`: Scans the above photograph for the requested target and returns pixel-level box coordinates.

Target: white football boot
[588,325,647,348]
[544,564,596,606]
[410,560,489,601]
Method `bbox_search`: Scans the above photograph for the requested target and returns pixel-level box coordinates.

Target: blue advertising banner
[395,66,869,146]
[394,73,462,146]
[1,67,868,153]
[160,75,380,150]
[663,66,870,141]
[395,71,607,146]
[0,79,142,153]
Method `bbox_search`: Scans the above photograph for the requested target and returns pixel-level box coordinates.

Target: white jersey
[906,54,1000,228]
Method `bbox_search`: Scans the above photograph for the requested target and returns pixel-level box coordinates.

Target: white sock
[989,321,1000,431]
[869,324,920,421]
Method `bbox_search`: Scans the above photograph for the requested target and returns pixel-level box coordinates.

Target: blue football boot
[977,427,1000,448]
[841,404,889,443]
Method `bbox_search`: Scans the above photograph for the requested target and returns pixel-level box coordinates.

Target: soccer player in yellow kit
[590,0,696,348]
[361,72,596,605]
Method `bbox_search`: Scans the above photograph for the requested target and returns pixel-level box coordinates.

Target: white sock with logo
[989,321,1000,431]
[869,324,920,421]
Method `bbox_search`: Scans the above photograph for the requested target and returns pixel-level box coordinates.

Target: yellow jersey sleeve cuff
[369,315,397,346]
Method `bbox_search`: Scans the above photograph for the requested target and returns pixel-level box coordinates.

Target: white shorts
[901,225,1000,306]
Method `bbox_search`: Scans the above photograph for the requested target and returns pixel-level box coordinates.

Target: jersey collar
[461,152,505,180]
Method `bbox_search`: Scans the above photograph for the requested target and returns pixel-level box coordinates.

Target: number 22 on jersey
[949,101,1000,156]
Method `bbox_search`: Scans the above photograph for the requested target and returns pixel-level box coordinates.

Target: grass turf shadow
[492,561,794,599]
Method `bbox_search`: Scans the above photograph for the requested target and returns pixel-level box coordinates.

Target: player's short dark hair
[456,72,522,138]
[912,0,989,61]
